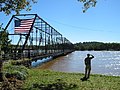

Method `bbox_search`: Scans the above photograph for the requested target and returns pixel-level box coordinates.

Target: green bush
[3,62,29,80]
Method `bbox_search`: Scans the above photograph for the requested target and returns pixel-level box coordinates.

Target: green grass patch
[23,69,120,90]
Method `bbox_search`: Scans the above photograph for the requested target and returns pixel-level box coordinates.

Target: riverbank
[23,69,120,90]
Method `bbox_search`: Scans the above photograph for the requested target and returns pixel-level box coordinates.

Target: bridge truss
[4,14,74,60]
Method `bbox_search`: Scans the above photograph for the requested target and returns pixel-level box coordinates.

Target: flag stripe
[15,27,31,29]
[15,19,34,33]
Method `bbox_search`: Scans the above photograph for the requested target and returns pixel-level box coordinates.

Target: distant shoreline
[74,41,120,51]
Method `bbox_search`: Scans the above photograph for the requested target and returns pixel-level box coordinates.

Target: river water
[34,51,120,76]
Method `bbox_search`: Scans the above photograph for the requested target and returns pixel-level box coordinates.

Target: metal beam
[21,14,37,53]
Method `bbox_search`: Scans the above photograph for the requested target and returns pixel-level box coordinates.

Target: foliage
[0,27,11,54]
[3,62,29,80]
[0,0,37,15]
[0,0,98,15]
[78,0,97,12]
[74,42,120,51]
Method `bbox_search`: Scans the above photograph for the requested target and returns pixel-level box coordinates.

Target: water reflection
[32,56,52,67]
[35,51,120,76]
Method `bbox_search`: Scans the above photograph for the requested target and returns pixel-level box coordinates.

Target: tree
[0,30,11,54]
[0,24,12,82]
[0,0,37,15]
[0,25,4,82]
[78,0,97,13]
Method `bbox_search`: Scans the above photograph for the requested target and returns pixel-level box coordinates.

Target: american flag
[14,19,34,33]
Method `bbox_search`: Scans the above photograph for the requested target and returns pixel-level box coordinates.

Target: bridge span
[2,14,74,61]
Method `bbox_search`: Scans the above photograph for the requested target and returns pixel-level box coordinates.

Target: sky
[0,0,120,44]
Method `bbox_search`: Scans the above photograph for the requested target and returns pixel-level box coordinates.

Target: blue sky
[0,0,120,43]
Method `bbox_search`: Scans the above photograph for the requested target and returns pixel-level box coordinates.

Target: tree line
[74,42,120,51]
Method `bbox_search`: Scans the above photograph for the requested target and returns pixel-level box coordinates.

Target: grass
[23,69,120,90]
[2,61,120,90]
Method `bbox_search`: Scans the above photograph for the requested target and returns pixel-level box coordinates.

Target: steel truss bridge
[4,14,74,60]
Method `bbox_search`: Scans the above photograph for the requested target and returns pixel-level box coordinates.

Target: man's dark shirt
[85,56,94,66]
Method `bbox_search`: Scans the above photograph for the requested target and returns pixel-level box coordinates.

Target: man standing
[81,54,94,81]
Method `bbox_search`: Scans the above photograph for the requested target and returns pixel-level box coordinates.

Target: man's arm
[90,54,94,59]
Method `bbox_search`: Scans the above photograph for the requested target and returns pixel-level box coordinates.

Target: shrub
[3,62,29,80]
